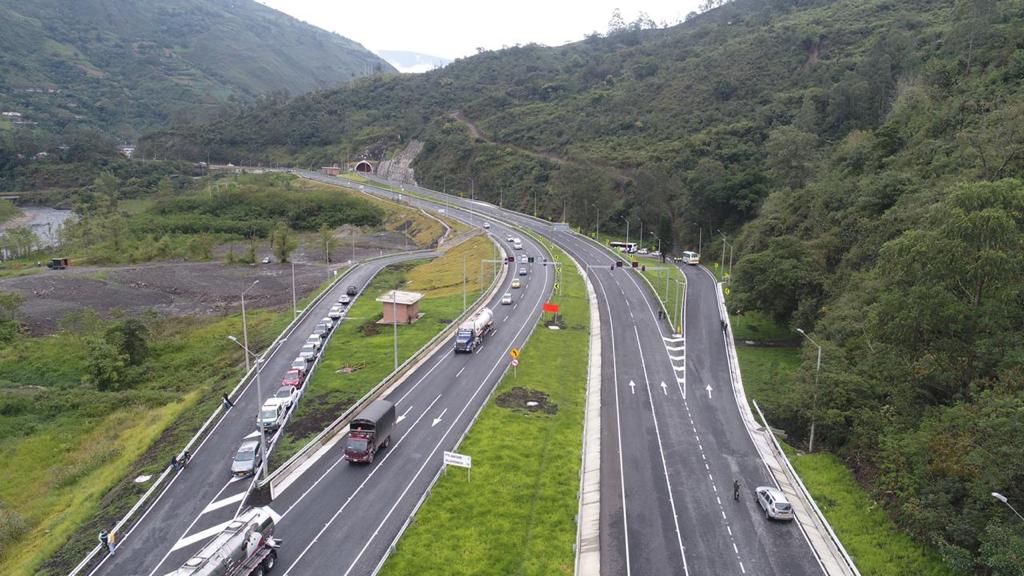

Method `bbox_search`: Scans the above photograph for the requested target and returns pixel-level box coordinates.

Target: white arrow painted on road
[397,405,413,423]
[628,380,636,395]
[706,384,713,399]
[660,381,668,395]
[432,407,448,427]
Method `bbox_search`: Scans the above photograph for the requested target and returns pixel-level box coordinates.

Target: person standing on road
[222,393,234,410]
[99,529,115,555]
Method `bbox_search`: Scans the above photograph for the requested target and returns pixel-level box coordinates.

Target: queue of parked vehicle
[231,284,356,477]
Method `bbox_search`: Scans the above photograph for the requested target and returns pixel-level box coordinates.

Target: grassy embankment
[272,235,495,465]
[0,307,293,576]
[380,236,588,576]
[733,312,952,576]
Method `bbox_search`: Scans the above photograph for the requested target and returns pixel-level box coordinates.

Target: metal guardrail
[263,232,508,495]
[67,255,395,576]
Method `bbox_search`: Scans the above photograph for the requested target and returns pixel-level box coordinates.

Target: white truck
[165,507,279,576]
[454,308,494,353]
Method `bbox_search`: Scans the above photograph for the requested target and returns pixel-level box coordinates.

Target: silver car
[291,357,307,372]
[273,385,299,410]
[756,486,795,521]
[518,267,528,276]
[231,439,262,477]
[501,292,513,305]
[300,342,317,362]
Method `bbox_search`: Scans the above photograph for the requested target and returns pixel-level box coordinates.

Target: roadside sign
[510,348,520,360]
[543,303,559,313]
[511,358,519,366]
[444,451,472,482]
[443,451,472,468]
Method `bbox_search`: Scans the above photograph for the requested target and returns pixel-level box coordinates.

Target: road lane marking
[201,492,246,514]
[170,520,234,552]
[591,273,633,576]
[632,325,690,575]
[145,477,237,576]
[456,367,466,378]
[432,408,447,427]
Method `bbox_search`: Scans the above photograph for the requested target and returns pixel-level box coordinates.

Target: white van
[513,239,523,250]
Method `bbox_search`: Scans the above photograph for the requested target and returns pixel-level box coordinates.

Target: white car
[756,486,795,521]
[483,222,490,229]
[291,357,307,372]
[651,250,662,257]
[501,292,513,305]
[258,400,287,432]
[518,267,528,276]
[513,240,523,250]
[306,334,323,350]
[261,256,271,264]
[638,248,648,255]
[328,306,344,320]
[273,385,300,410]
[506,235,514,242]
[338,294,351,305]
[320,316,335,329]
[519,255,529,263]
[299,343,317,362]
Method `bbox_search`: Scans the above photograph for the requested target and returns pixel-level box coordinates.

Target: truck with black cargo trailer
[344,399,396,464]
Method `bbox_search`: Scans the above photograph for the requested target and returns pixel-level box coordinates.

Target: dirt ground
[0,228,412,335]
[495,387,558,415]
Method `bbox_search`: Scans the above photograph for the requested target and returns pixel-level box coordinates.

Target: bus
[609,241,637,253]
[680,251,700,265]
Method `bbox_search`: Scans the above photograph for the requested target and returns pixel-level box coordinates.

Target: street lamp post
[621,216,630,252]
[796,328,822,453]
[392,292,399,371]
[591,203,600,239]
[993,493,1024,523]
[290,262,297,318]
[240,280,259,373]
[227,335,268,481]
[638,219,644,252]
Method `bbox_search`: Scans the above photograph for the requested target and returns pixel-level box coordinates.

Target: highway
[353,175,824,575]
[87,251,432,576]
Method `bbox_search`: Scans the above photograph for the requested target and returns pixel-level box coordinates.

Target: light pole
[796,328,822,453]
[591,203,600,239]
[391,292,399,371]
[696,223,703,256]
[290,262,297,318]
[240,280,259,374]
[621,216,630,252]
[227,335,268,481]
[993,493,1024,523]
[638,219,644,252]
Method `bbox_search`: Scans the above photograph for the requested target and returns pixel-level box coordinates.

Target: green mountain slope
[143,1,1024,572]
[0,0,394,139]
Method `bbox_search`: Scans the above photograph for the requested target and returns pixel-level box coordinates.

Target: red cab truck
[344,399,396,464]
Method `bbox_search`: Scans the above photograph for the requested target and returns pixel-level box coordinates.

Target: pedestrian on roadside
[170,455,179,472]
[99,529,115,555]
[222,393,234,410]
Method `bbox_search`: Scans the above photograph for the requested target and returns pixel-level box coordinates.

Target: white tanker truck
[165,507,279,576]
[454,307,494,353]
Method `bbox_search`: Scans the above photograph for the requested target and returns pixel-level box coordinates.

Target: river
[0,206,75,256]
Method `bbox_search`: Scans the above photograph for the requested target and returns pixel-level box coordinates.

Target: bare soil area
[0,228,413,335]
[495,387,558,415]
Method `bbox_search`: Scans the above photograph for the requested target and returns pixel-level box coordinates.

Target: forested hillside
[0,0,393,140]
[141,1,1024,572]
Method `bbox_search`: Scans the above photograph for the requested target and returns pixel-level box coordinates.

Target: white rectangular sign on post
[443,451,472,468]
[444,451,472,482]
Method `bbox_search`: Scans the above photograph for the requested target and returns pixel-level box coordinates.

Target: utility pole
[240,280,259,373]
[463,254,467,311]
[796,328,822,453]
[290,262,297,318]
[392,293,399,371]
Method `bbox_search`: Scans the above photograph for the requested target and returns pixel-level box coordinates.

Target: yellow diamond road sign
[510,348,520,360]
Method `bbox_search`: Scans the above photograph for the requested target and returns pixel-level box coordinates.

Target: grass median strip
[272,236,494,467]
[379,240,588,576]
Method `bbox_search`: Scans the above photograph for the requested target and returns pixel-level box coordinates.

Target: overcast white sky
[258,1,703,61]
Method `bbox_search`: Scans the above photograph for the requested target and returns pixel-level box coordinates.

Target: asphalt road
[357,176,824,576]
[87,251,430,576]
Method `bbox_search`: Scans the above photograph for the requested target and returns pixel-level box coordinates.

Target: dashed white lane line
[201,492,246,514]
[456,366,466,377]
[171,520,233,552]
